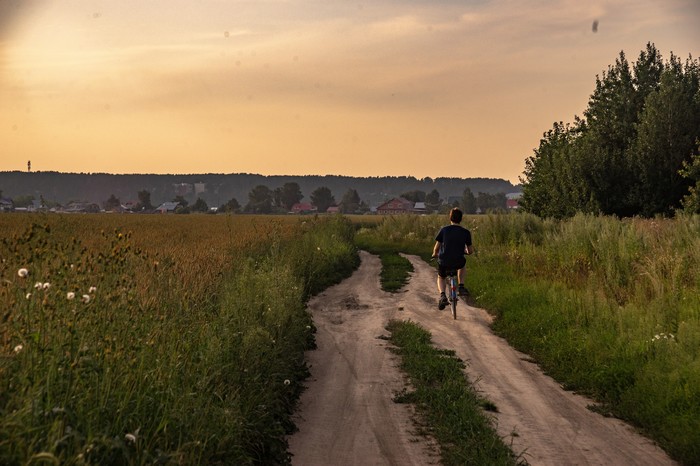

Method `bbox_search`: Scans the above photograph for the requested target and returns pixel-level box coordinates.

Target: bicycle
[431,258,460,320]
[444,268,459,319]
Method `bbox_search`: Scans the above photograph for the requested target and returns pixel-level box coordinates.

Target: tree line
[520,43,700,218]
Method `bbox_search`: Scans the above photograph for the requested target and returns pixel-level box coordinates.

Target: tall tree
[191,197,209,213]
[680,144,700,213]
[460,187,477,214]
[219,197,240,213]
[310,186,335,213]
[340,188,361,214]
[425,189,441,211]
[278,182,303,211]
[104,194,121,211]
[246,185,273,213]
[630,61,700,216]
[137,190,152,211]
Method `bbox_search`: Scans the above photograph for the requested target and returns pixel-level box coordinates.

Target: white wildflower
[88,286,97,293]
[17,268,28,278]
[14,344,23,353]
[81,294,91,304]
[284,379,291,386]
[125,433,137,443]
[34,282,43,289]
[26,293,32,300]
[67,292,76,300]
[42,282,51,290]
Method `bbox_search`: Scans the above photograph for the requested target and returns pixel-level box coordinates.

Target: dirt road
[288,251,675,465]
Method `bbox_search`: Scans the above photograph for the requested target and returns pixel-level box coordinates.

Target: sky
[1,0,698,183]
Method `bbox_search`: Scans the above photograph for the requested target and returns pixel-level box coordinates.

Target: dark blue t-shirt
[435,224,472,267]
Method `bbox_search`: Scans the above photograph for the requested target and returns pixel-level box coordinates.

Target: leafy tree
[276,182,303,211]
[246,185,273,213]
[191,197,209,213]
[172,195,188,208]
[137,190,153,211]
[476,192,506,212]
[630,62,700,216]
[521,43,700,218]
[460,187,477,214]
[340,189,361,214]
[104,194,121,211]
[219,197,241,213]
[425,189,441,211]
[400,190,426,203]
[680,143,700,213]
[310,186,335,213]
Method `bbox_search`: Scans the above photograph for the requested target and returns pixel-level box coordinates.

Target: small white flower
[34,282,43,289]
[125,433,137,443]
[67,292,76,300]
[88,286,97,293]
[284,379,291,385]
[317,247,321,251]
[17,268,28,278]
[42,282,51,290]
[26,293,32,300]
[81,294,90,304]
[14,344,23,353]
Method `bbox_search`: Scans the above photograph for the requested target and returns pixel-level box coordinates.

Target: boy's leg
[457,267,466,285]
[437,275,446,293]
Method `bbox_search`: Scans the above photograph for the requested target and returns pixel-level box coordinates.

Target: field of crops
[357,212,700,465]
[0,213,358,465]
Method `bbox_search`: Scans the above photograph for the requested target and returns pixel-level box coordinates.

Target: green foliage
[680,145,700,213]
[0,215,358,465]
[521,43,700,218]
[387,320,523,466]
[361,213,700,464]
[339,188,361,214]
[191,197,208,212]
[246,184,273,213]
[275,182,303,211]
[310,186,335,213]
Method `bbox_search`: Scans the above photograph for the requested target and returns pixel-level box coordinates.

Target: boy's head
[449,207,463,224]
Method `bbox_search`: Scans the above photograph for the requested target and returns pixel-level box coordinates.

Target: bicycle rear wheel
[450,277,457,320]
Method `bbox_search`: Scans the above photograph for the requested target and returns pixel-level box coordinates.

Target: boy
[432,208,473,310]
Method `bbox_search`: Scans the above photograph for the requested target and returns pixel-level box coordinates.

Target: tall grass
[0,213,358,465]
[357,212,700,465]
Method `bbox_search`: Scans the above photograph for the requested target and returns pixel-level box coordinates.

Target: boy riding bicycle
[432,207,473,310]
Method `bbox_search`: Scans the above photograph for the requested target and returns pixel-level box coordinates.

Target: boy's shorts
[437,257,466,277]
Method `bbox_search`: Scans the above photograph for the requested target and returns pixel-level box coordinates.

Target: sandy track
[288,251,675,465]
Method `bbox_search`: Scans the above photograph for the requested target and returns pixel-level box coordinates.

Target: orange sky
[1,0,698,183]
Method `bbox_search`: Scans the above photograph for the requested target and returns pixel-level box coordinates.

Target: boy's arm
[432,241,441,258]
[465,244,474,255]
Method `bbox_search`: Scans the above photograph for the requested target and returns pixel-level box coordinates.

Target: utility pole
[27,160,31,172]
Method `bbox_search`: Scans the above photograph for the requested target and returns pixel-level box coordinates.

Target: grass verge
[387,319,524,466]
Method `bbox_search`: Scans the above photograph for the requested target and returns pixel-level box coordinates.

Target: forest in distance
[0,171,519,213]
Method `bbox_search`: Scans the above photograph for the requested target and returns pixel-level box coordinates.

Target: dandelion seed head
[125,433,136,443]
[81,294,91,304]
[34,282,43,289]
[67,292,76,300]
[26,293,32,300]
[284,379,291,385]
[42,282,51,290]
[14,344,23,353]
[17,268,28,278]
[89,286,97,293]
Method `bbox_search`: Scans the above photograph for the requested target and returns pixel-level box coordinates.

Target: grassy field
[0,213,358,465]
[356,212,700,465]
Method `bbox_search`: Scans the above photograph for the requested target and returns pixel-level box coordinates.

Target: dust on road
[288,251,674,466]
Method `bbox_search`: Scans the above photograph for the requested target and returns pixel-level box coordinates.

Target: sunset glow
[2,0,698,182]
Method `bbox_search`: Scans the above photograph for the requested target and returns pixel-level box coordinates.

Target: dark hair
[449,207,463,223]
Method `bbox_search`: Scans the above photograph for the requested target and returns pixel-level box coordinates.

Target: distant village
[0,181,522,215]
[0,169,522,215]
